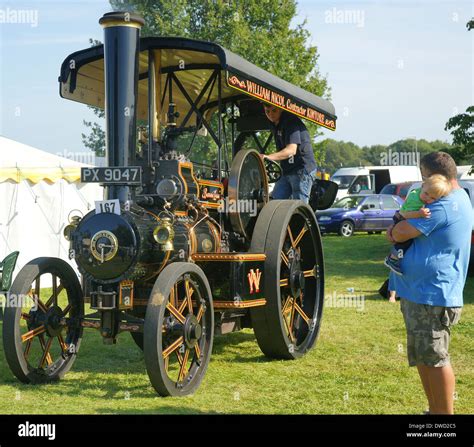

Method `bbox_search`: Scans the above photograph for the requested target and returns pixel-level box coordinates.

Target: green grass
[0,234,472,414]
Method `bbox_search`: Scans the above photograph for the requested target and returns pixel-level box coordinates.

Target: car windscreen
[331,175,355,189]
[399,184,411,197]
[380,184,396,195]
[331,196,365,209]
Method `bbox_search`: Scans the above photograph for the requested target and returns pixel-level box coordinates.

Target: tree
[444,19,474,166]
[82,39,106,156]
[82,108,105,157]
[82,0,332,157]
[314,139,370,173]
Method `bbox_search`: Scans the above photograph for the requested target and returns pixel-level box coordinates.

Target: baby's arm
[399,207,431,219]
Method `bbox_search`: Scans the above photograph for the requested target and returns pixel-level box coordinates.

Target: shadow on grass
[95,406,219,415]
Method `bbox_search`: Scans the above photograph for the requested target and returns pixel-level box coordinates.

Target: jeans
[272,169,316,204]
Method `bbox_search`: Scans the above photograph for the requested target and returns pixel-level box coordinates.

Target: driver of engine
[261,103,317,204]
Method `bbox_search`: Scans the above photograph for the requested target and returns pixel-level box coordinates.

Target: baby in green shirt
[384,174,453,275]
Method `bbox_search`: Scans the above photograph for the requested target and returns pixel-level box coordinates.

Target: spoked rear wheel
[250,200,324,359]
[3,258,83,383]
[144,263,214,396]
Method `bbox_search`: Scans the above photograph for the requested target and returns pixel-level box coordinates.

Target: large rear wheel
[250,200,324,359]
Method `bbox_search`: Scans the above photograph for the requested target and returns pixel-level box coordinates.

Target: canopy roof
[59,37,337,130]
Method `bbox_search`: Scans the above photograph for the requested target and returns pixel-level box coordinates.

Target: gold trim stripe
[191,253,266,262]
[101,21,142,29]
[213,299,266,309]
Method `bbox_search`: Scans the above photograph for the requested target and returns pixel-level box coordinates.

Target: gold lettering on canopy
[227,72,336,131]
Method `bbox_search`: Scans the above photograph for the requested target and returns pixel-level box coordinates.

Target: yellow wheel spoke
[293,226,308,248]
[294,302,311,325]
[196,305,204,322]
[170,283,178,308]
[162,336,184,359]
[280,278,289,287]
[281,251,290,268]
[166,303,186,324]
[289,298,297,339]
[39,336,53,367]
[287,225,295,248]
[194,343,201,359]
[164,356,169,373]
[57,334,68,353]
[185,280,194,313]
[178,301,187,315]
[24,339,33,359]
[303,267,316,278]
[21,325,46,343]
[282,312,294,343]
[178,348,190,381]
[282,296,293,315]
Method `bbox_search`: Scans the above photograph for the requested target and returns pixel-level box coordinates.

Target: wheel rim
[145,264,213,396]
[278,209,321,350]
[341,222,353,236]
[3,260,83,383]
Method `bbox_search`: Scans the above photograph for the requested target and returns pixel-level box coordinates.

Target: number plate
[81,167,142,184]
[95,199,121,216]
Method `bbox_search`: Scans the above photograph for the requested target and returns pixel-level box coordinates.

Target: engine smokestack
[99,11,144,202]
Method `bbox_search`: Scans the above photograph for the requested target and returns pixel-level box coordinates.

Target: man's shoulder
[281,112,305,128]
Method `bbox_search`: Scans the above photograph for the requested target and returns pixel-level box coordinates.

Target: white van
[457,165,473,180]
[331,166,422,199]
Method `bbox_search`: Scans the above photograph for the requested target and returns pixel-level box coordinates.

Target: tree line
[314,138,472,175]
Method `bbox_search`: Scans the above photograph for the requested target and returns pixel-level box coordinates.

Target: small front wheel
[339,220,354,237]
[3,257,83,384]
[144,263,214,397]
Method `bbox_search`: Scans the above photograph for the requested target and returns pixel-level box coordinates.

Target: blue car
[316,194,404,237]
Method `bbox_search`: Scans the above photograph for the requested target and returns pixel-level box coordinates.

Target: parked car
[316,194,404,237]
[380,181,417,200]
[459,180,474,273]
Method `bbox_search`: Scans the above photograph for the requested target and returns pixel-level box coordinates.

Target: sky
[0,0,472,158]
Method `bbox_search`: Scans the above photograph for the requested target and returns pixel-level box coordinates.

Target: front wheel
[144,262,214,397]
[3,258,83,384]
[339,220,354,237]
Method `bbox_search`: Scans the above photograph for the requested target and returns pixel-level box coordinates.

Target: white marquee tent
[0,136,103,283]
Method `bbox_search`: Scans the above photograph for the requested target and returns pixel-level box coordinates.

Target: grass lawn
[0,234,472,414]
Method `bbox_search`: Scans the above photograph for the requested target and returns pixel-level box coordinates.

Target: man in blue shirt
[387,152,472,415]
[261,104,317,203]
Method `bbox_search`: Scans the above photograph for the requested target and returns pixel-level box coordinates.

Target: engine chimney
[99,12,144,202]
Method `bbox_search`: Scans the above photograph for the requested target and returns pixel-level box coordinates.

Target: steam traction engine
[2,12,337,396]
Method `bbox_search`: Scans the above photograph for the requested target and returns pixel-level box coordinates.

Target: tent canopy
[0,136,90,183]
